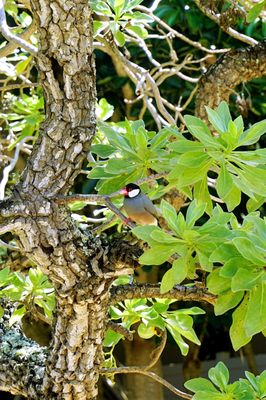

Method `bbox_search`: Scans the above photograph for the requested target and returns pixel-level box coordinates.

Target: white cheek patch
[128,189,140,198]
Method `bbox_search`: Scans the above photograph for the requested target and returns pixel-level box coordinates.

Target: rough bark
[0,1,138,399]
[0,324,46,398]
[195,39,266,121]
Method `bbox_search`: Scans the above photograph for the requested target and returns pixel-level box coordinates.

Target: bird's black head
[120,183,141,198]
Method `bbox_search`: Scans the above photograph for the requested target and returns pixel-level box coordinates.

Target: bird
[120,183,158,226]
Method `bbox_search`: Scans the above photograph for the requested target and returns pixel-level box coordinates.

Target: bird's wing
[142,194,159,217]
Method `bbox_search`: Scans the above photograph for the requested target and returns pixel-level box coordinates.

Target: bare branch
[110,283,216,305]
[136,5,229,54]
[0,238,20,250]
[0,1,38,55]
[102,329,192,398]
[102,367,192,399]
[193,0,258,46]
[144,330,167,371]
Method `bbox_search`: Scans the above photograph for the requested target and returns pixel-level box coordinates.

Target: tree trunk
[0,1,112,399]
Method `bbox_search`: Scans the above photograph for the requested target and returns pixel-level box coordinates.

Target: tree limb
[110,283,216,305]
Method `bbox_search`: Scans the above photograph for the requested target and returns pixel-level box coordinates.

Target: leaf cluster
[105,297,205,356]
[185,361,266,400]
[0,267,55,326]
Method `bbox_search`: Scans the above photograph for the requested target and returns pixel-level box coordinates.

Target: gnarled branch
[110,283,216,305]
[195,39,266,121]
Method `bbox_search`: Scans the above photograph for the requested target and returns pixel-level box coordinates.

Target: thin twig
[136,5,229,54]
[0,83,38,92]
[144,330,167,371]
[101,367,192,399]
[0,238,20,251]
[101,328,192,398]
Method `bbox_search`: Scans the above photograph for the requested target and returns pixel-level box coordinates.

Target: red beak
[120,188,128,195]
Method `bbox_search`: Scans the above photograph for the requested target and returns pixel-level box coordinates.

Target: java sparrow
[120,183,158,226]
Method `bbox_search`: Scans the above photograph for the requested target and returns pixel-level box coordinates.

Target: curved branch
[193,0,257,46]
[102,367,192,399]
[0,0,38,55]
[102,329,192,398]
[110,283,216,305]
[195,39,266,121]
[0,17,37,58]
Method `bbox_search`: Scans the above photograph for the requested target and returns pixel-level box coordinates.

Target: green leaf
[231,268,264,292]
[113,0,125,15]
[113,29,126,46]
[206,106,229,134]
[184,115,221,148]
[185,200,206,228]
[169,163,211,187]
[150,229,183,245]
[224,183,241,211]
[172,257,188,284]
[232,237,265,266]
[207,269,231,295]
[93,20,109,36]
[184,377,219,393]
[160,269,175,293]
[9,305,26,326]
[245,282,266,336]
[104,329,123,347]
[138,245,176,265]
[219,257,245,278]
[244,371,259,392]
[166,324,189,355]
[138,323,155,339]
[246,195,265,213]
[0,267,10,286]
[214,291,243,315]
[193,177,213,215]
[0,306,4,319]
[239,119,266,146]
[178,151,211,168]
[91,144,116,157]
[96,98,114,121]
[91,0,113,16]
[165,314,201,345]
[168,138,204,153]
[105,158,135,174]
[246,0,266,22]
[230,295,251,351]
[208,362,229,391]
[126,24,148,39]
[16,57,32,75]
[160,199,183,236]
[132,225,161,246]
[216,163,234,199]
